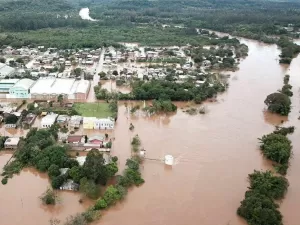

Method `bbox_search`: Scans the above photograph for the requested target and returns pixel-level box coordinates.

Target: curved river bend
[0,38,300,225]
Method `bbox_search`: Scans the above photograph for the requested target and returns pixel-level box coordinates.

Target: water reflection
[263,110,288,126]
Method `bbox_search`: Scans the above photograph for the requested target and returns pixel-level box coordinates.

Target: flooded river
[102,38,300,225]
[1,37,300,225]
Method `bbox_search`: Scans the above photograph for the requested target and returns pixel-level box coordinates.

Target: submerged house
[94,118,115,130]
[67,135,85,144]
[83,117,96,129]
[83,117,115,130]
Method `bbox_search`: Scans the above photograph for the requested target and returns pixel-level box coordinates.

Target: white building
[41,113,58,128]
[82,117,115,130]
[30,78,90,100]
[8,79,35,99]
[0,63,15,78]
[4,137,20,149]
[94,118,115,130]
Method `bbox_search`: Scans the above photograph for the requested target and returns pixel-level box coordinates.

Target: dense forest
[1,0,300,55]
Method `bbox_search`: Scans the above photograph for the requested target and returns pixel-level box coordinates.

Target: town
[0,35,249,224]
[0,36,248,150]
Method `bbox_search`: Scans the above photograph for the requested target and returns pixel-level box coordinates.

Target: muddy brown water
[0,38,300,225]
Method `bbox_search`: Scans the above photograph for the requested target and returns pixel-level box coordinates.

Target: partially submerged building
[83,117,115,130]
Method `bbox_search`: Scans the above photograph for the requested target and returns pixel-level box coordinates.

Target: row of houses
[3,134,108,150]
[0,78,91,100]
[41,113,115,130]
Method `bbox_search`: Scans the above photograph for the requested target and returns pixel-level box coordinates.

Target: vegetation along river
[1,37,300,225]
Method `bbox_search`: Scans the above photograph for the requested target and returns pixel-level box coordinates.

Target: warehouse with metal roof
[9,79,36,98]
[30,78,90,100]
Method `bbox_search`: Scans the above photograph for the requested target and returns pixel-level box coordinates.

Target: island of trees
[95,80,226,105]
[264,75,292,116]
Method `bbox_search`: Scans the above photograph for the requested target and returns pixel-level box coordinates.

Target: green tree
[16,58,24,64]
[59,64,65,73]
[273,126,294,136]
[94,199,108,210]
[57,94,64,106]
[73,68,82,76]
[27,103,35,111]
[68,166,85,183]
[103,185,121,206]
[98,72,106,78]
[40,188,58,205]
[48,164,60,178]
[64,214,87,225]
[264,92,291,116]
[237,191,282,225]
[106,162,118,178]
[79,177,100,199]
[51,175,66,189]
[259,133,292,175]
[248,170,288,200]
[5,114,18,124]
[281,84,293,97]
[82,149,108,184]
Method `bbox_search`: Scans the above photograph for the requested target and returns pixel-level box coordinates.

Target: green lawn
[73,103,112,118]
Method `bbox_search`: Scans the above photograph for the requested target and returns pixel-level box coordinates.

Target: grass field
[73,103,112,118]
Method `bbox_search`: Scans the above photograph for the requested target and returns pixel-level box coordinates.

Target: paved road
[86,47,105,102]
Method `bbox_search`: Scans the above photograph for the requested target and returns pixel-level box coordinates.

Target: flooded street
[101,80,131,94]
[0,37,300,225]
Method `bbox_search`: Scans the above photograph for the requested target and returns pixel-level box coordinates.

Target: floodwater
[101,39,300,225]
[101,80,131,94]
[0,153,92,225]
[0,37,300,225]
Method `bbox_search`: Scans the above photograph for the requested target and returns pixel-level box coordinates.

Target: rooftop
[4,137,20,146]
[0,63,15,77]
[11,79,35,90]
[0,79,20,85]
[67,135,84,143]
[30,78,90,95]
[41,113,58,123]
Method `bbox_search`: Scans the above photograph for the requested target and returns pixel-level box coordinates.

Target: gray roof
[0,63,15,77]
[11,79,35,90]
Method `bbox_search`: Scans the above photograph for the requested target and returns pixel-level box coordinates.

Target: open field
[73,103,112,118]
